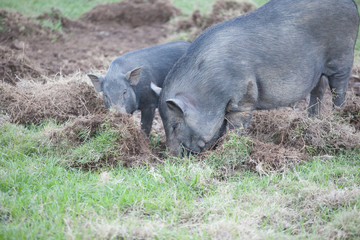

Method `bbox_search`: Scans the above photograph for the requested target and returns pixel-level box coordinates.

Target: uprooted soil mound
[349,74,360,96]
[0,46,44,85]
[37,8,86,31]
[50,112,159,169]
[173,0,256,40]
[198,107,359,177]
[82,0,180,28]
[199,133,308,177]
[339,95,360,131]
[0,81,106,124]
[0,10,50,43]
[248,107,360,155]
[198,92,360,176]
[248,139,308,173]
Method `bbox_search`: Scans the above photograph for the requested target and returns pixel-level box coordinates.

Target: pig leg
[140,107,156,136]
[327,68,351,108]
[308,75,328,116]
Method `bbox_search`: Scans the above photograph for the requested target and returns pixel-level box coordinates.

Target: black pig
[88,41,190,136]
[154,0,359,155]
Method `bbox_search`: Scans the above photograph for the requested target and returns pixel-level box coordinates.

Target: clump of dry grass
[49,112,159,169]
[0,80,106,124]
[338,94,360,131]
[199,94,359,176]
[248,139,308,174]
[199,132,307,177]
[248,108,360,155]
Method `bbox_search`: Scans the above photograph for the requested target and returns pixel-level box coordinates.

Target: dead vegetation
[339,94,360,131]
[0,81,106,124]
[49,112,159,170]
[199,94,359,177]
[172,0,256,40]
[248,106,360,155]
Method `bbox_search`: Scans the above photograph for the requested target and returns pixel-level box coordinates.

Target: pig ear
[87,73,103,92]
[166,98,186,116]
[151,82,162,96]
[126,67,142,86]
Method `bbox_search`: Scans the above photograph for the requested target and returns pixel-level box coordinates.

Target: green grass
[0,0,268,19]
[0,122,359,239]
[0,0,122,19]
[1,0,360,238]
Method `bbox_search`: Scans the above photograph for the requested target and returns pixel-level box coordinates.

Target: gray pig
[87,40,190,136]
[154,0,359,155]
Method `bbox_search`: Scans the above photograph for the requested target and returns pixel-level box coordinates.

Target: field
[1,0,360,239]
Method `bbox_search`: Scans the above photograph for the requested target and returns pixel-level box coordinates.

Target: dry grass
[48,112,159,169]
[248,106,360,155]
[0,77,106,124]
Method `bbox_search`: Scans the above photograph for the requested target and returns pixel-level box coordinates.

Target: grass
[0,0,121,19]
[1,0,360,239]
[0,0,218,18]
[0,0,268,19]
[0,122,359,239]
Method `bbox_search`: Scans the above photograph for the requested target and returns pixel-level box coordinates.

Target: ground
[1,0,360,239]
[0,0,359,168]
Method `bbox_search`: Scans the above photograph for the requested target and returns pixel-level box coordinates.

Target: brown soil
[248,139,309,173]
[0,46,44,85]
[0,0,176,77]
[248,104,360,155]
[82,0,180,28]
[173,0,256,41]
[339,94,360,131]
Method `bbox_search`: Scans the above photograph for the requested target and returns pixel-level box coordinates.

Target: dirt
[82,0,180,28]
[49,112,159,170]
[0,0,359,172]
[0,45,44,85]
[0,0,175,78]
[248,105,360,154]
[172,0,256,41]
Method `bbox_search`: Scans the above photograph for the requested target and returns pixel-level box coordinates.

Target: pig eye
[123,89,127,95]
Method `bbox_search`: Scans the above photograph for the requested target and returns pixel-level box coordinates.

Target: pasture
[0,0,359,239]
